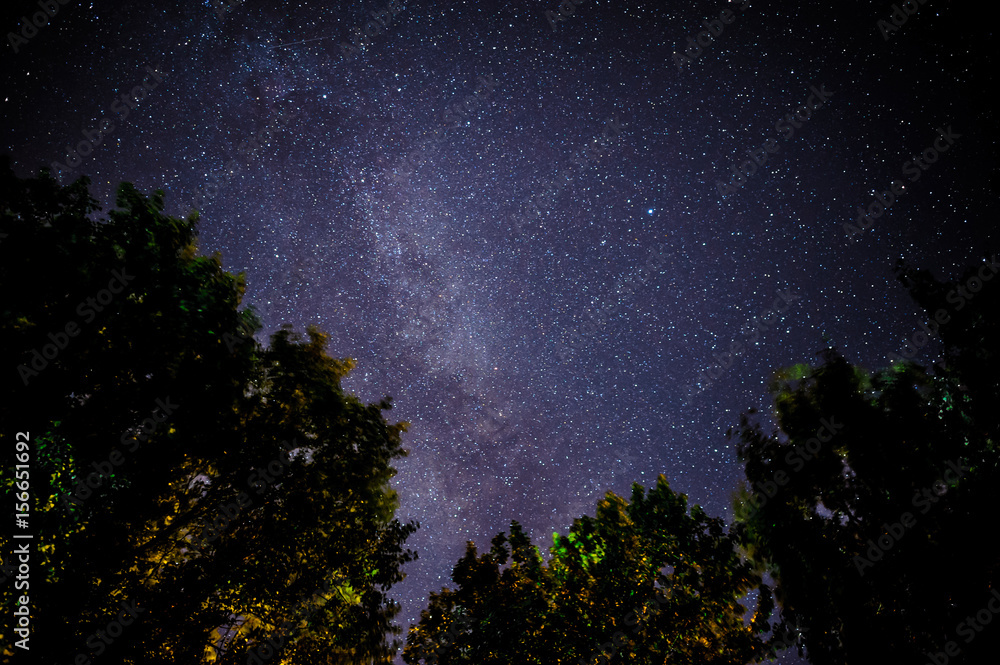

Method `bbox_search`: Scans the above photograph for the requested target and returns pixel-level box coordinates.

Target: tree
[731,253,1000,665]
[405,476,773,664]
[0,158,417,664]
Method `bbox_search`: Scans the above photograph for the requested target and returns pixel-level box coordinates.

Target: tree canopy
[404,475,774,665]
[731,254,1000,664]
[0,159,417,664]
[4,157,998,665]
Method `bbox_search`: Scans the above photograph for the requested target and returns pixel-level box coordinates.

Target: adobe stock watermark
[925,589,1000,665]
[852,458,970,576]
[514,116,626,233]
[715,84,833,201]
[242,569,342,664]
[211,0,245,21]
[843,125,960,243]
[888,255,997,365]
[340,0,406,62]
[740,416,845,521]
[186,439,298,554]
[269,0,405,61]
[682,288,802,403]
[50,66,166,174]
[6,0,72,54]
[577,585,677,665]
[60,396,180,512]
[188,492,253,554]
[545,0,588,32]
[17,267,137,386]
[673,0,751,70]
[555,241,669,361]
[417,612,475,665]
[74,599,146,660]
[878,0,932,41]
[11,544,31,650]
[190,106,299,210]
[391,74,499,185]
[715,84,834,200]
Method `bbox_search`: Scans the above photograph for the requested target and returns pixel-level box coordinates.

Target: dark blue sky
[3,0,994,660]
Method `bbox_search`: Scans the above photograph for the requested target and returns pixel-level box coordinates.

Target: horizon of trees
[2,161,997,664]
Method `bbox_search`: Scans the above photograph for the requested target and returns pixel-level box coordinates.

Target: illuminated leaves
[406,477,771,664]
[0,165,416,664]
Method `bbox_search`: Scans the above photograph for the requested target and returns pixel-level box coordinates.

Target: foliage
[0,159,416,664]
[731,254,1000,665]
[404,476,772,664]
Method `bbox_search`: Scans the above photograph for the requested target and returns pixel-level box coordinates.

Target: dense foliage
[731,255,1000,664]
[0,160,416,664]
[405,476,774,664]
[4,159,997,665]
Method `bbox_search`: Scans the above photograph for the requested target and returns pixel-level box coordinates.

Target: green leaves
[407,476,770,664]
[733,256,1000,664]
[0,163,415,664]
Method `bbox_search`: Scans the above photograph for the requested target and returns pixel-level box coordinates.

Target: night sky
[3,0,994,659]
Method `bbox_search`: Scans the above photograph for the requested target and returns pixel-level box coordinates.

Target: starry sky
[3,0,995,659]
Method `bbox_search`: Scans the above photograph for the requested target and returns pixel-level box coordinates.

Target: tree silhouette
[731,253,1000,665]
[405,476,773,664]
[0,159,417,664]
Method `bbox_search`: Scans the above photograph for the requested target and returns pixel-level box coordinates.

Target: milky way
[3,0,994,659]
